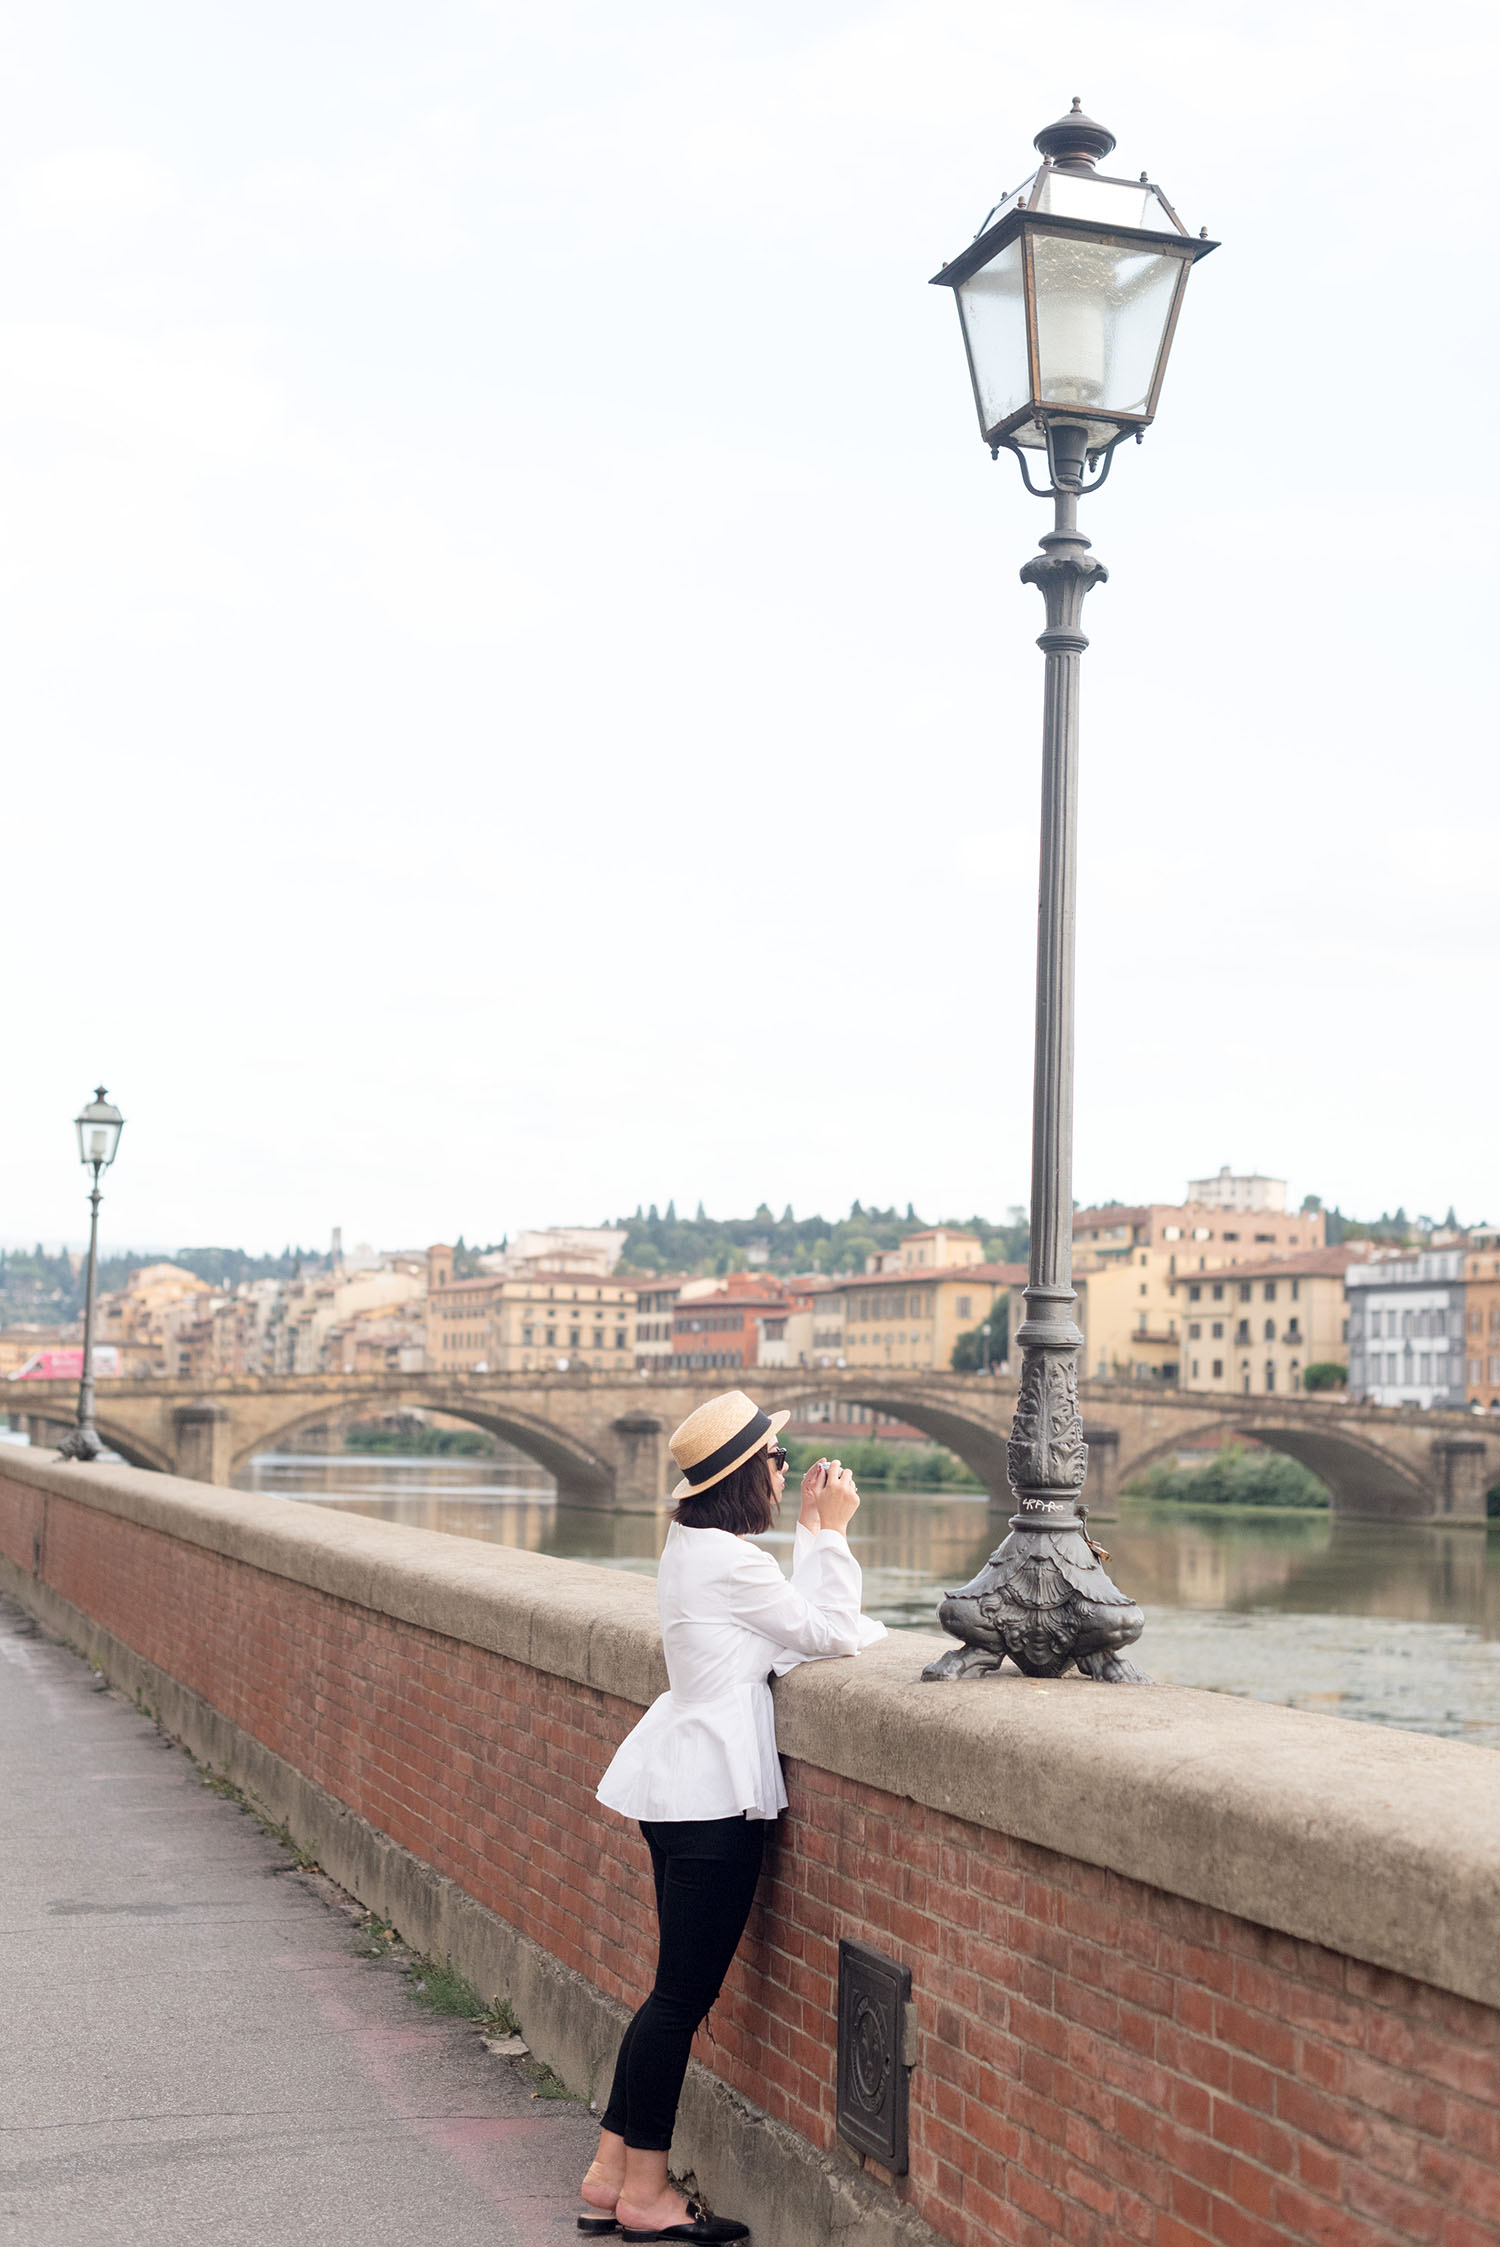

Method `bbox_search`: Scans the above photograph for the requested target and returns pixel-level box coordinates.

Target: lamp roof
[1033,97,1116,171]
[76,1085,123,1126]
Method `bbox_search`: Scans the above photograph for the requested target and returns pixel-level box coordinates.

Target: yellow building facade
[1171,1247,1361,1397]
[427,1270,638,1375]
[831,1258,1026,1371]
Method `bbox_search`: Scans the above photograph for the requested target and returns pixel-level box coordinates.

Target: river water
[237,1450,1500,1750]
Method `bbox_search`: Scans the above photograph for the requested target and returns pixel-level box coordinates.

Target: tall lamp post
[57,1088,125,1464]
[923,103,1216,1684]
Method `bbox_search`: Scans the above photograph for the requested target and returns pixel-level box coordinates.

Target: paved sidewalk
[0,1590,600,2247]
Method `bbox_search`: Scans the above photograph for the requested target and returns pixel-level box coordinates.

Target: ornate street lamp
[57,1087,125,1464]
[923,104,1216,1685]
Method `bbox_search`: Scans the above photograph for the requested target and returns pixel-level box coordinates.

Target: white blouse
[596,1520,886,1823]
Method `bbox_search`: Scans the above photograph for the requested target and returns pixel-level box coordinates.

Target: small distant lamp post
[57,1087,125,1463]
[923,104,1216,1684]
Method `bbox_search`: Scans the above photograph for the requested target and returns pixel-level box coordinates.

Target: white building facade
[1186,1167,1288,1214]
[1346,1251,1467,1409]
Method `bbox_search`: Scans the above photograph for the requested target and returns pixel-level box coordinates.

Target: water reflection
[237,1452,1500,1748]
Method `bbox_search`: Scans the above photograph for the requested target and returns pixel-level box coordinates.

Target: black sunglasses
[767,1445,789,1471]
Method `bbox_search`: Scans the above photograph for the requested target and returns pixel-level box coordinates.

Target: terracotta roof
[1173,1246,1369,1286]
[831,1263,1027,1292]
[433,1270,638,1296]
[1074,1207,1150,1231]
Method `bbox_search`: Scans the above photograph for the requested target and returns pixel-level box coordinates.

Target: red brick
[1211,1998,1297,2073]
[1269,2179,1380,2247]
[1275,2076,1369,2156]
[1155,2219,1216,2247]
[1343,2162,1445,2243]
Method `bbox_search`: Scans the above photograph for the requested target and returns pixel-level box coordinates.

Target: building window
[1264,1319,1275,1342]
[615,1330,627,1351]
[1212,1358,1223,1379]
[545,1328,556,1346]
[957,1297,971,1319]
[1188,1283,1201,1303]
[1211,1282,1224,1301]
[1211,1321,1224,1340]
[1265,1362,1276,1391]
[1264,1282,1277,1302]
[1188,1322,1201,1340]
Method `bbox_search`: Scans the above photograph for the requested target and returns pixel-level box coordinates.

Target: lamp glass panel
[76,1114,122,1167]
[1031,232,1183,417]
[1034,170,1181,233]
[954,237,1030,437]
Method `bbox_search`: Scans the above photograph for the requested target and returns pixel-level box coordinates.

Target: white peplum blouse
[596,1520,886,1823]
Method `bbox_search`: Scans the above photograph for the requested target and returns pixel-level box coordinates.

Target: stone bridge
[6,1368,1499,1521]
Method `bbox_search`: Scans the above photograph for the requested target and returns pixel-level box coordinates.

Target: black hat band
[683,1407,772,1486]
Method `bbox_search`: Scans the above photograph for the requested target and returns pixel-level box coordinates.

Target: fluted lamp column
[922,102,1216,1684]
[57,1086,125,1465]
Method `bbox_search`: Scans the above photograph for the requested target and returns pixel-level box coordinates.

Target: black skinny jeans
[601,1816,766,2152]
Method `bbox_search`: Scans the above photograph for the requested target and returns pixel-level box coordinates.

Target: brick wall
[3,1465,1498,2247]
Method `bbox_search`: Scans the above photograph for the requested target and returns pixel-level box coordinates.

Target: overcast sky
[3,0,1496,1254]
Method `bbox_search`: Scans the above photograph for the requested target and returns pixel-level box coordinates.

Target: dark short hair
[674,1444,777,1537]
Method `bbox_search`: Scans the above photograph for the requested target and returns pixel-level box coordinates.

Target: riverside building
[426,1262,637,1375]
[1067,1187,1326,1384]
[1347,1251,1468,1409]
[1463,1236,1500,1412]
[632,1278,686,1371]
[831,1230,1026,1371]
[671,1274,797,1372]
[1172,1246,1365,1396]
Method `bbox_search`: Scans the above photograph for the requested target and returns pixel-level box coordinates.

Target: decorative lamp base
[57,1424,105,1463]
[920,1517,1148,1683]
[923,1333,1149,1685]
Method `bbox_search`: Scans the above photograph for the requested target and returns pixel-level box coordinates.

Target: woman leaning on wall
[578,1390,885,2244]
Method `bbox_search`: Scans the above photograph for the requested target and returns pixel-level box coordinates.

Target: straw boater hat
[669,1390,791,1501]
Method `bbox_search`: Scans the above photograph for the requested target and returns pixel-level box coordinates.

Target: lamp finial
[1034,101,1116,172]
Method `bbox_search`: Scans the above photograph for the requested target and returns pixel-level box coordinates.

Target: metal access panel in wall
[836,1938,912,2173]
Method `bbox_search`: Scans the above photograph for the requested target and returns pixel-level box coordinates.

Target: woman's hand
[798,1461,825,1533]
[815,1459,860,1536]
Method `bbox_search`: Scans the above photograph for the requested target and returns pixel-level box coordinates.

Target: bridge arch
[1115,1417,1432,1518]
[768,1382,1012,1497]
[229,1390,616,1500]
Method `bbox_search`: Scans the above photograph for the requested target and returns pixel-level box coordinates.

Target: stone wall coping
[8,1445,1498,2009]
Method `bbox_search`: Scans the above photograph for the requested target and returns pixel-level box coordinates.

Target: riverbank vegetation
[1125,1442,1331,1510]
[783,1435,983,1491]
[345,1419,495,1457]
